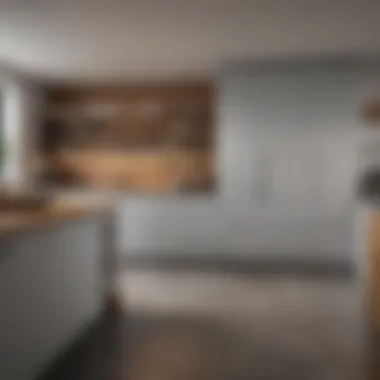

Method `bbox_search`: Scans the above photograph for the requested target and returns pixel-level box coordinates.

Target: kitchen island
[0,197,116,380]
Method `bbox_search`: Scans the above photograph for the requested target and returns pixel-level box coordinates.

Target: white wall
[118,60,373,261]
[0,67,44,187]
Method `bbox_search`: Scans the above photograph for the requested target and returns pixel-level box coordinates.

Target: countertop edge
[0,202,114,237]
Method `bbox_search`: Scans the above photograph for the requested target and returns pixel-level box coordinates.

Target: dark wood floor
[37,309,241,380]
[34,264,380,380]
[33,307,380,380]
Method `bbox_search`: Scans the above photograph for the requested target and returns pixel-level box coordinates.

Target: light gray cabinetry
[0,218,103,380]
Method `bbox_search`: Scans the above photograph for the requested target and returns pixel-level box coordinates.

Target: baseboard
[124,252,354,278]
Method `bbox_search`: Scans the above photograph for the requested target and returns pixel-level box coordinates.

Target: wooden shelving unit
[43,82,215,193]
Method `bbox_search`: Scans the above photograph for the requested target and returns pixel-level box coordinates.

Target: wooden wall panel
[48,149,213,192]
[43,81,215,192]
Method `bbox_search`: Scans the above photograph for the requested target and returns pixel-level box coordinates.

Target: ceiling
[0,0,379,83]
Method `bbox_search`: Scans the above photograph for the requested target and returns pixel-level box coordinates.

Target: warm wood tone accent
[44,82,215,192]
[367,211,380,327]
[0,199,111,235]
[0,192,48,212]
[46,82,213,150]
[48,149,214,192]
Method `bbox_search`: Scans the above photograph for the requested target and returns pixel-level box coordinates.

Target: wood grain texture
[47,149,214,192]
[46,82,213,150]
[44,81,215,192]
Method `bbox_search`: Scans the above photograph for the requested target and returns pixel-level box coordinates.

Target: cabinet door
[253,135,322,213]
[270,137,313,212]
[261,132,357,215]
[0,232,56,380]
[0,220,103,380]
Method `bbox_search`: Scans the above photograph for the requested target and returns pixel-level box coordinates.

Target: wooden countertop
[0,199,112,236]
